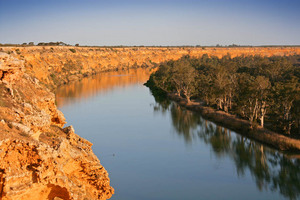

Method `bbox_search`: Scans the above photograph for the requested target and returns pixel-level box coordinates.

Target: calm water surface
[56,69,300,200]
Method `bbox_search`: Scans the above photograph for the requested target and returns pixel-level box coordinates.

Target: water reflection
[170,103,202,143]
[56,68,154,107]
[152,98,300,200]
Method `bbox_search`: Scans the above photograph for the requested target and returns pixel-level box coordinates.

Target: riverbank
[145,80,300,152]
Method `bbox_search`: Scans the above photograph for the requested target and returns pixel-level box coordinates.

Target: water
[56,68,300,200]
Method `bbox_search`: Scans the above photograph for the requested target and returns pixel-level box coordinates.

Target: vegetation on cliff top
[148,54,300,136]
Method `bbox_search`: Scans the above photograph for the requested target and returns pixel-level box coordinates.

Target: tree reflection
[151,94,300,200]
[151,95,171,116]
[170,103,202,143]
[198,124,232,157]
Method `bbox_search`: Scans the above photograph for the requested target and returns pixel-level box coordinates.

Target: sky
[0,0,299,46]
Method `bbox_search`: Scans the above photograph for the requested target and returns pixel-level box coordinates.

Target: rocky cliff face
[1,46,299,89]
[0,53,114,199]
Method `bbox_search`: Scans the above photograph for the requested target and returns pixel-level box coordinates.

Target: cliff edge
[0,52,114,200]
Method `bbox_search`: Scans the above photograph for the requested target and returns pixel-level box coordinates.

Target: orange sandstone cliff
[0,52,114,200]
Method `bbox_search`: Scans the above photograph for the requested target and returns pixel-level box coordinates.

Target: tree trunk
[182,88,191,104]
[283,103,292,134]
[218,99,223,110]
[229,92,232,110]
[254,99,258,121]
[224,96,228,112]
[186,96,191,104]
[205,96,209,106]
[260,116,264,127]
[176,88,181,96]
[260,101,266,127]
[249,98,258,128]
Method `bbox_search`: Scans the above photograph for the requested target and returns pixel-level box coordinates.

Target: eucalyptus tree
[170,59,197,103]
[212,64,230,111]
[272,77,299,134]
[236,74,259,126]
[152,62,172,92]
[255,76,271,127]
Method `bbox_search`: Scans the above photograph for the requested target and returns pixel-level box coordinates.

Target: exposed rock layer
[0,53,114,200]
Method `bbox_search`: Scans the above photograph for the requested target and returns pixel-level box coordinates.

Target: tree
[196,73,213,105]
[272,78,299,134]
[255,76,271,127]
[153,63,172,92]
[170,59,196,103]
[212,65,230,111]
[236,74,258,126]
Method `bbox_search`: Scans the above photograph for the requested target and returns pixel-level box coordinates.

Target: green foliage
[144,75,168,103]
[38,41,68,46]
[69,48,76,53]
[150,54,300,135]
[15,49,21,54]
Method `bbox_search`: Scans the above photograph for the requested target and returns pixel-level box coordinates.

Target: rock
[11,122,31,134]
[51,109,66,127]
[53,197,64,200]
[0,54,114,199]
[68,75,79,82]
[5,84,14,97]
[23,102,32,111]
[0,137,114,200]
[63,125,75,135]
[33,78,39,85]
[0,52,24,83]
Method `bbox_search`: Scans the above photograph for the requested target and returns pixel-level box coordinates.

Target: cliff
[0,53,114,199]
[1,46,299,89]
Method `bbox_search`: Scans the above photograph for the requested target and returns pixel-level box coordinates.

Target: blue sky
[0,0,299,46]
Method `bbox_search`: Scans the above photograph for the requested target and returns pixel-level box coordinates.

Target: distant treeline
[149,54,300,135]
[0,41,72,47]
[1,42,299,48]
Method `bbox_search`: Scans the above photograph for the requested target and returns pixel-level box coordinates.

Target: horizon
[1,0,300,46]
[1,43,300,47]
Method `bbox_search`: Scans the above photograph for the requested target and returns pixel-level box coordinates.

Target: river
[56,68,300,200]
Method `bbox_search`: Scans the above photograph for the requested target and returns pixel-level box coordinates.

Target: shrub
[69,48,76,53]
